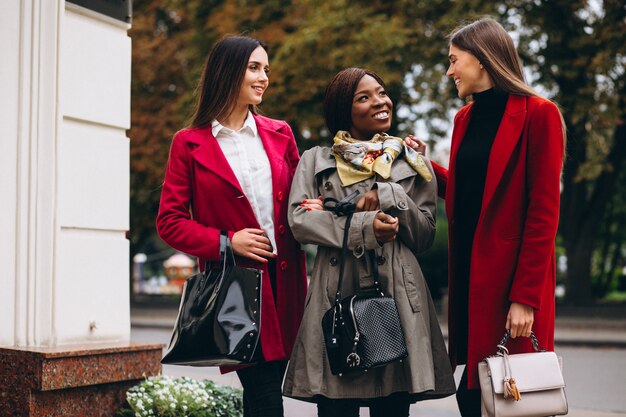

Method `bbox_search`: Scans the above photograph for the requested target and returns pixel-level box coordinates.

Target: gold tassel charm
[504,377,522,401]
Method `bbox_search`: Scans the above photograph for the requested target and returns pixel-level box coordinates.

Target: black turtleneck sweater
[452,87,508,361]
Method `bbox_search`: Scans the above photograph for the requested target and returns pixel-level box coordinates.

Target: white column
[0,0,132,347]
[0,0,60,347]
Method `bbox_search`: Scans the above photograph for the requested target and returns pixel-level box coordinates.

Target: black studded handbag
[161,231,263,366]
[321,192,408,375]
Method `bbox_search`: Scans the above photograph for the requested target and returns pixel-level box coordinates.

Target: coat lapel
[255,115,290,199]
[188,126,244,194]
[480,95,527,212]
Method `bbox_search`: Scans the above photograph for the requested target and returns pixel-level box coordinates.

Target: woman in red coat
[407,18,565,416]
[156,35,316,417]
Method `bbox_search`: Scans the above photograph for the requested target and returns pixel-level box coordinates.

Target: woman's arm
[157,132,275,263]
[156,131,224,262]
[431,162,448,199]
[374,160,438,255]
[288,148,381,256]
[404,135,448,199]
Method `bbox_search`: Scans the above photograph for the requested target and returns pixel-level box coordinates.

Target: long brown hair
[449,17,566,149]
[449,17,538,97]
[190,36,267,128]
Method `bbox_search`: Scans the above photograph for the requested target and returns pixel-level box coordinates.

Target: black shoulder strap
[322,191,360,305]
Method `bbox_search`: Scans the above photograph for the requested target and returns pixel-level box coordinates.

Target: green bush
[116,376,243,417]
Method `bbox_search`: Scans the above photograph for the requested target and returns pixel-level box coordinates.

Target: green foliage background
[129,0,626,304]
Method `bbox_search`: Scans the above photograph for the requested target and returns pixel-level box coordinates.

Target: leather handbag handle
[497,330,542,354]
[219,230,236,266]
[198,231,234,294]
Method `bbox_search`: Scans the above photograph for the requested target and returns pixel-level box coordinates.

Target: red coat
[156,114,308,369]
[432,95,563,389]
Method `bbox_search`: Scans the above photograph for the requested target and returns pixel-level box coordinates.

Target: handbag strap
[497,330,542,355]
[198,231,234,294]
[323,191,359,306]
[332,213,353,306]
[368,251,386,297]
[219,230,235,266]
[322,190,385,304]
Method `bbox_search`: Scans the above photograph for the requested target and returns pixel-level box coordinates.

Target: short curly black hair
[323,68,387,135]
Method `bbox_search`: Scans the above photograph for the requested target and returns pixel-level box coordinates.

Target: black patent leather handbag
[321,193,408,375]
[161,231,263,366]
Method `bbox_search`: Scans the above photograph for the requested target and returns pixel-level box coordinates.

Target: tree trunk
[564,240,594,305]
[561,89,626,304]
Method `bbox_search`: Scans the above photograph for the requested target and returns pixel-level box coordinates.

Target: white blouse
[212,113,276,254]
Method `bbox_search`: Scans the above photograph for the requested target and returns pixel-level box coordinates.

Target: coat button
[280,261,288,271]
[354,245,364,256]
[397,201,408,210]
[278,224,285,235]
[324,181,333,191]
[377,255,386,265]
[277,191,284,201]
[330,257,338,266]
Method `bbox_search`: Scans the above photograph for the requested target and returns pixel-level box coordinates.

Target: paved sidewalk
[130,303,626,348]
[132,303,626,416]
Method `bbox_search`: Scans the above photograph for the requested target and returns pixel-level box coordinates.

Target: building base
[0,342,163,417]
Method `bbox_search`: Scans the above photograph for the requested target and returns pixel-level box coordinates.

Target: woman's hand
[404,135,427,156]
[373,212,399,244]
[300,196,324,211]
[506,302,534,338]
[356,189,380,212]
[231,228,276,263]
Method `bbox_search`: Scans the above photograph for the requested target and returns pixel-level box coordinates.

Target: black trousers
[236,360,288,417]
[456,366,482,417]
[317,392,411,417]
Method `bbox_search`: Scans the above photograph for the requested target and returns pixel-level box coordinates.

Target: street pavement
[131,304,626,417]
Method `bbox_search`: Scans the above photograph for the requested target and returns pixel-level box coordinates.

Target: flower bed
[115,376,243,417]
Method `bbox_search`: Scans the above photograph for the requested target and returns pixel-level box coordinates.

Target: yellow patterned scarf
[331,131,432,186]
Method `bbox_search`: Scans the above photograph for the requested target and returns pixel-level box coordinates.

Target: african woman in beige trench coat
[282,68,455,417]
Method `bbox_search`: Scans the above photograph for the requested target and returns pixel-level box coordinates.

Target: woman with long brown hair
[407,17,565,415]
[157,35,320,417]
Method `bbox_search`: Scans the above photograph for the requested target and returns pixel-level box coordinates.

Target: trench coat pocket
[402,265,421,313]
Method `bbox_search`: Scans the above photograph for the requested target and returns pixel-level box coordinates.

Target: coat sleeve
[375,160,437,255]
[156,131,223,262]
[509,100,564,310]
[431,161,448,199]
[288,148,380,257]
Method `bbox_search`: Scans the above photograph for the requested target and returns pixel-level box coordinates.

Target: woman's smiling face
[237,46,270,107]
[349,75,393,140]
[446,43,493,98]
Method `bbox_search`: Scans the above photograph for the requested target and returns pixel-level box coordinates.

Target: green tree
[129,0,196,257]
[130,1,626,305]
[507,0,626,304]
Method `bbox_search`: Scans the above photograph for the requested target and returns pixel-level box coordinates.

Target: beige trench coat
[283,146,455,402]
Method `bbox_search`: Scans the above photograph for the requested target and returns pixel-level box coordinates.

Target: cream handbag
[478,331,568,417]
